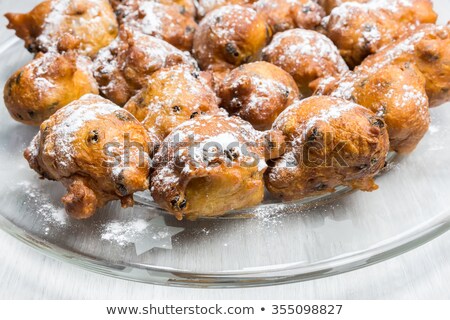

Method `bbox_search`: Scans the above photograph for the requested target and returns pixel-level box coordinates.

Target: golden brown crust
[150,114,283,220]
[117,0,198,51]
[350,63,430,154]
[254,0,325,33]
[3,51,98,126]
[6,0,118,57]
[193,5,271,73]
[23,94,150,219]
[316,24,450,153]
[265,96,389,201]
[357,24,450,108]
[262,29,348,97]
[322,0,437,68]
[218,61,301,130]
[124,65,221,150]
[93,27,198,106]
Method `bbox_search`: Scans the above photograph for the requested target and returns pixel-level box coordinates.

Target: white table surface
[1,0,449,300]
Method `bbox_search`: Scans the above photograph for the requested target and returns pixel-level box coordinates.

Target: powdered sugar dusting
[101,219,149,246]
[37,0,71,51]
[48,94,122,170]
[18,181,67,227]
[263,29,348,74]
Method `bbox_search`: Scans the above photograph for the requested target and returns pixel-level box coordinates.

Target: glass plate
[1,18,450,288]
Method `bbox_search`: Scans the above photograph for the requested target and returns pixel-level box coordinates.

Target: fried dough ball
[124,65,221,149]
[116,0,198,51]
[196,0,257,18]
[262,29,348,97]
[150,114,285,220]
[4,51,98,126]
[317,0,368,14]
[316,24,450,153]
[358,24,450,108]
[24,94,150,219]
[265,96,389,201]
[218,61,301,131]
[322,0,437,68]
[5,0,118,57]
[93,27,197,106]
[329,64,429,154]
[193,5,271,74]
[254,0,325,33]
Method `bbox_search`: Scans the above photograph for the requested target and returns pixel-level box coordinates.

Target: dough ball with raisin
[322,0,437,68]
[262,29,348,97]
[254,0,325,33]
[218,61,300,130]
[94,27,197,106]
[24,94,150,219]
[4,51,98,126]
[265,96,389,200]
[124,65,221,150]
[6,0,118,57]
[193,5,271,74]
[117,0,198,51]
[151,114,285,220]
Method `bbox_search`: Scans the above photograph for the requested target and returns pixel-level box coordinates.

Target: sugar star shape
[133,216,184,256]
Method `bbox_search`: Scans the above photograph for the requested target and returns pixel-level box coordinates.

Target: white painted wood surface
[0,0,449,299]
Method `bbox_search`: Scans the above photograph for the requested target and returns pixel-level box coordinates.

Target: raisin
[191,71,200,79]
[171,196,180,207]
[87,130,100,144]
[179,199,187,209]
[225,147,239,160]
[190,112,199,119]
[185,26,195,34]
[117,183,128,196]
[308,127,320,141]
[225,43,239,57]
[370,117,385,128]
[15,71,23,85]
[171,196,186,210]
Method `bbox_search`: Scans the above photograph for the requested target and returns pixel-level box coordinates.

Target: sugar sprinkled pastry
[317,24,450,153]
[218,61,301,131]
[193,5,271,76]
[124,65,221,151]
[115,0,198,51]
[254,0,325,33]
[262,29,348,97]
[322,0,437,68]
[4,51,98,126]
[5,0,118,57]
[93,27,197,106]
[265,96,389,201]
[24,94,150,219]
[150,114,285,220]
